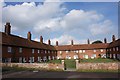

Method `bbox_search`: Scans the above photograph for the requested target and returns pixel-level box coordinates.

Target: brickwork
[76,60,119,70]
[2,63,64,70]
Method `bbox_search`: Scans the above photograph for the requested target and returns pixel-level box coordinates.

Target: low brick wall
[76,62,119,70]
[2,63,64,70]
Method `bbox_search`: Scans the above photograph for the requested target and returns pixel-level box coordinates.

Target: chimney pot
[56,41,58,46]
[5,22,11,35]
[48,39,51,45]
[40,36,43,43]
[27,31,31,40]
[87,39,90,44]
[104,38,107,43]
[112,35,115,42]
[71,40,73,45]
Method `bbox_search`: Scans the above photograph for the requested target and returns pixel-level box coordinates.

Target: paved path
[2,70,119,79]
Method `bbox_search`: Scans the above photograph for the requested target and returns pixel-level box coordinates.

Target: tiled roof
[1,32,55,50]
[55,43,109,51]
[108,39,120,48]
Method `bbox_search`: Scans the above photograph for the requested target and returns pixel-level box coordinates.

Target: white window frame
[79,50,82,53]
[8,47,12,53]
[60,51,62,54]
[66,50,68,53]
[83,50,85,53]
[38,50,40,53]
[93,50,96,52]
[116,47,119,51]
[100,49,103,52]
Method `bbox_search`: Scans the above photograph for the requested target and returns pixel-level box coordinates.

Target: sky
[1,0,119,45]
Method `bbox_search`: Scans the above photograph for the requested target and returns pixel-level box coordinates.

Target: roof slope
[1,32,55,50]
[55,43,109,50]
[108,39,120,48]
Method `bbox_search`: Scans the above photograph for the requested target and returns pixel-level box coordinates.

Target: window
[113,48,115,51]
[48,56,51,60]
[110,48,111,51]
[100,49,103,52]
[23,57,26,63]
[38,57,41,62]
[38,50,40,53]
[19,57,22,63]
[116,47,119,51]
[93,50,96,52]
[76,50,79,53]
[8,47,12,53]
[19,48,22,53]
[60,51,62,54]
[79,50,82,53]
[45,50,47,54]
[66,50,68,53]
[83,50,85,53]
[32,49,34,53]
[74,55,78,59]
[32,57,34,62]
[84,54,88,59]
[52,56,55,60]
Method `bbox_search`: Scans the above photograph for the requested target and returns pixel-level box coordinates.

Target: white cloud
[43,34,87,45]
[89,20,114,35]
[2,2,116,45]
[2,1,65,32]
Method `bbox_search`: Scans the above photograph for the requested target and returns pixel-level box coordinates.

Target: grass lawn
[64,59,76,69]
[79,58,119,63]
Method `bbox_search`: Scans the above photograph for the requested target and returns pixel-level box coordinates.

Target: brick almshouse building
[1,22,120,63]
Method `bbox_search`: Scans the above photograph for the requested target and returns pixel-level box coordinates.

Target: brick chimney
[112,35,115,42]
[27,31,31,40]
[71,40,73,45]
[56,41,58,46]
[104,38,107,43]
[87,39,90,44]
[40,36,43,43]
[5,22,11,35]
[48,39,51,45]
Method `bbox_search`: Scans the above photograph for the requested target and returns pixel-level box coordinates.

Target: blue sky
[1,1,118,45]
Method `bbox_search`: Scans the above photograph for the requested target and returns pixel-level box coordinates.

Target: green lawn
[79,58,119,63]
[64,59,76,69]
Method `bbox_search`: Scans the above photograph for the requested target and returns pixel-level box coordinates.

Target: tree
[92,40,103,44]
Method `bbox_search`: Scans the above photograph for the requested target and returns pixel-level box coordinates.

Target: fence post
[76,59,79,70]
[61,60,65,70]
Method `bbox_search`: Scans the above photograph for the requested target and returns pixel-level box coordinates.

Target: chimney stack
[71,40,73,45]
[48,39,51,45]
[112,35,115,42]
[27,31,31,40]
[40,36,43,43]
[5,22,11,35]
[56,41,58,46]
[104,38,107,43]
[87,39,90,44]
